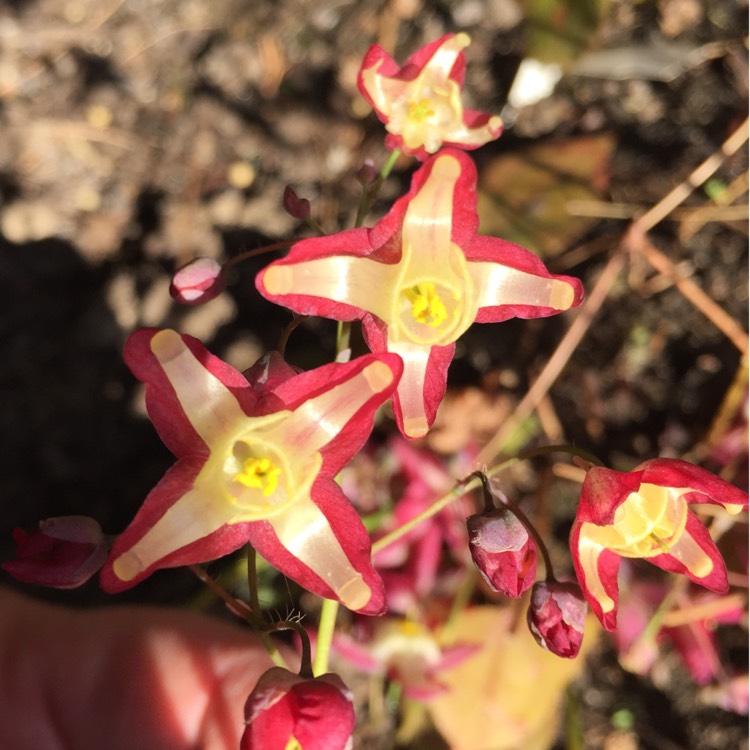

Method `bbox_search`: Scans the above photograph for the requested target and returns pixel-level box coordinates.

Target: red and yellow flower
[241,667,355,750]
[100,328,402,615]
[257,149,583,439]
[570,459,748,631]
[358,33,503,159]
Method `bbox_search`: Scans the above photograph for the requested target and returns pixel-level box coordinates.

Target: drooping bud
[282,185,311,221]
[1,516,108,589]
[241,667,355,750]
[170,257,225,305]
[355,160,376,187]
[466,506,537,597]
[527,580,587,658]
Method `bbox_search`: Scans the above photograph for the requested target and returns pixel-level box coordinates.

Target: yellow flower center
[407,98,436,122]
[285,737,302,750]
[585,483,689,558]
[404,282,448,327]
[222,437,291,514]
[233,456,280,496]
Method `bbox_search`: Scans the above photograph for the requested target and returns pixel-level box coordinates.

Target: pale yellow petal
[268,496,372,611]
[577,526,616,614]
[262,256,396,322]
[469,262,576,311]
[666,528,714,579]
[388,339,432,439]
[112,487,232,582]
[151,329,247,447]
[272,359,396,454]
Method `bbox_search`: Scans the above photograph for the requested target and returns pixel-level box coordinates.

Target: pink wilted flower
[527,580,587,658]
[358,33,503,159]
[373,438,472,613]
[241,667,355,750]
[170,257,225,305]
[334,618,478,701]
[99,329,402,615]
[614,575,746,692]
[257,149,583,439]
[1,516,108,589]
[570,459,748,631]
[467,505,537,598]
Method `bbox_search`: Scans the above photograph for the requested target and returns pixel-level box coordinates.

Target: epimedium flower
[334,618,478,701]
[241,667,355,750]
[257,149,583,439]
[99,328,403,615]
[570,458,748,632]
[358,33,503,159]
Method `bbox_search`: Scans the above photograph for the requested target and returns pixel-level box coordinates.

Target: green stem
[335,320,352,362]
[268,619,314,678]
[189,562,286,668]
[372,444,603,555]
[313,598,339,676]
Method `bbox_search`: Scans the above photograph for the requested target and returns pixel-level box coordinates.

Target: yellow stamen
[404,282,448,327]
[233,456,281,496]
[285,737,302,750]
[408,98,435,122]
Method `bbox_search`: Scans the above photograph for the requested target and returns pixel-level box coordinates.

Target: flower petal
[260,253,396,323]
[468,236,584,321]
[271,358,397,457]
[249,479,386,614]
[571,522,621,631]
[639,458,748,515]
[649,512,729,593]
[102,463,237,590]
[125,328,254,457]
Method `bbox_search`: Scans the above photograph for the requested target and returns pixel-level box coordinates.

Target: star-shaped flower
[358,33,503,159]
[257,149,583,439]
[100,328,402,615]
[570,459,748,631]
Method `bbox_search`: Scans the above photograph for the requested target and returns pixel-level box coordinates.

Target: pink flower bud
[241,667,355,750]
[466,506,537,597]
[355,160,376,186]
[169,257,225,305]
[527,580,587,658]
[1,516,108,589]
[282,185,311,220]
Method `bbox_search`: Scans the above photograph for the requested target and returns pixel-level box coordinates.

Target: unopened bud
[356,160,376,186]
[466,506,536,597]
[170,257,225,305]
[527,580,587,658]
[283,185,311,220]
[241,667,355,750]
[1,516,108,589]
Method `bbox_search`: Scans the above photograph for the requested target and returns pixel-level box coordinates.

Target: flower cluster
[2,31,747,750]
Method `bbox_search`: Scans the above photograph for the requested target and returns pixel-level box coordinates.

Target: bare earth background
[0,0,747,748]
